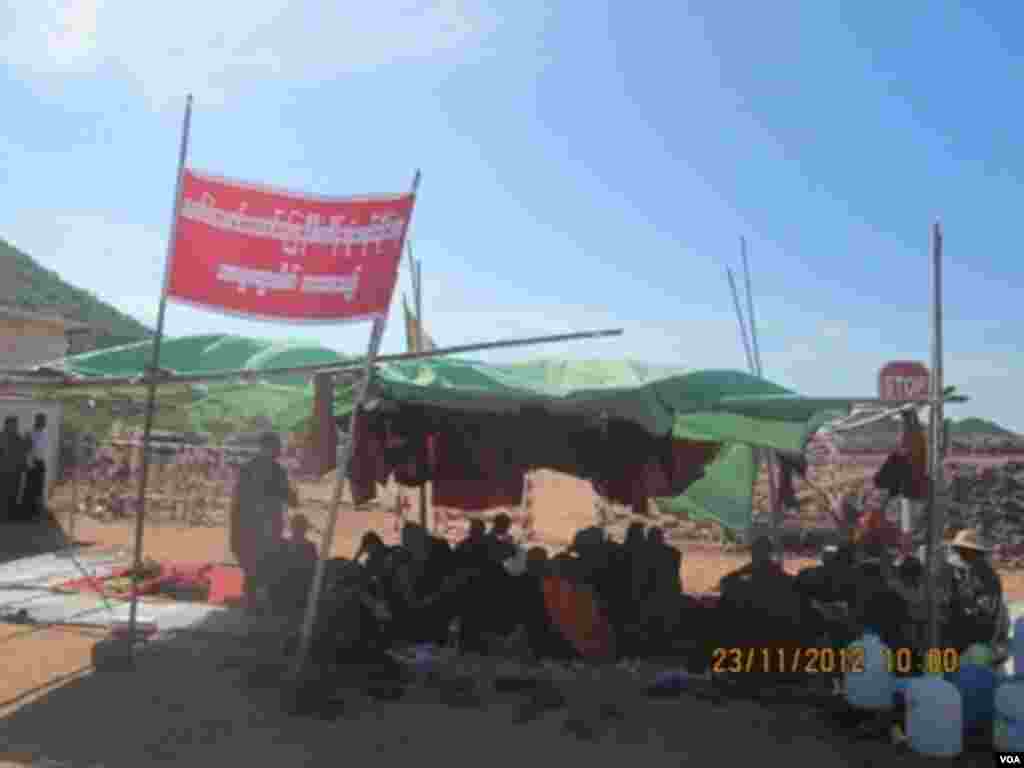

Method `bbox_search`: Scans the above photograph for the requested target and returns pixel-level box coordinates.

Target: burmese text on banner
[167,170,416,323]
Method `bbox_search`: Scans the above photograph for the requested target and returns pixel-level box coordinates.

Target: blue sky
[1,1,1021,429]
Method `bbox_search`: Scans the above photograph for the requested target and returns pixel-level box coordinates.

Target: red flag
[167,170,415,323]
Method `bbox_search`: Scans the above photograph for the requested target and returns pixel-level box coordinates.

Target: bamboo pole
[740,237,781,562]
[414,257,428,530]
[726,267,756,373]
[290,316,386,681]
[0,330,624,390]
[126,93,193,640]
[290,170,421,683]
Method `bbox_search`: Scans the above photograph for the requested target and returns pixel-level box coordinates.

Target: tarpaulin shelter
[286,358,862,531]
[29,335,900,531]
[26,334,349,436]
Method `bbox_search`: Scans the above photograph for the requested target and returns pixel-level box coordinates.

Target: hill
[0,237,152,349]
[950,417,1018,437]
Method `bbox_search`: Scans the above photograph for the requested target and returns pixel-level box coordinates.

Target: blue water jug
[844,633,893,710]
[995,681,1024,751]
[948,664,997,731]
[906,675,962,757]
[1013,616,1024,676]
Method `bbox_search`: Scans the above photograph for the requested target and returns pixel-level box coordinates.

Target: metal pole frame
[926,221,944,654]
[126,94,193,639]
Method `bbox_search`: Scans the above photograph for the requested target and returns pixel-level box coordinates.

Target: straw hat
[951,529,991,552]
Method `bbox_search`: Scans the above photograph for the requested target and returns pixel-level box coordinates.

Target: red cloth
[430,428,523,511]
[599,439,719,505]
[58,562,233,600]
[542,576,615,661]
[208,565,246,604]
[310,373,339,476]
[854,503,902,549]
[903,427,928,500]
[348,412,389,504]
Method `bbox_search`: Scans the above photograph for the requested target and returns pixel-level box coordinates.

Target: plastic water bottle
[906,676,962,757]
[1012,617,1024,676]
[948,663,997,732]
[995,682,1024,752]
[844,633,893,710]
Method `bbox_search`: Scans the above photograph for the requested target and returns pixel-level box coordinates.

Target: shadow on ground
[0,518,75,566]
[0,603,980,768]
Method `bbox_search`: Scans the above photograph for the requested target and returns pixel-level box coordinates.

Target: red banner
[167,170,415,324]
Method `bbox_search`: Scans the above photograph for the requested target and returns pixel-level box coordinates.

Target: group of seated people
[289,516,697,667]
[273,513,1005,681]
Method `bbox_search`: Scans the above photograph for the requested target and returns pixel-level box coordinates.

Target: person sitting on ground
[355,531,393,582]
[516,547,577,661]
[307,558,394,666]
[386,523,458,646]
[889,555,928,652]
[283,514,318,562]
[716,537,813,682]
[268,514,319,612]
[647,526,683,595]
[229,431,299,613]
[794,543,861,645]
[945,529,1004,655]
[857,579,913,673]
[719,536,786,594]
[613,523,650,643]
[455,518,488,565]
[486,512,518,564]
[567,527,619,610]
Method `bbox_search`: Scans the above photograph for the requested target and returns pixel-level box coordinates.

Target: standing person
[229,432,299,612]
[1,416,27,522]
[21,414,49,521]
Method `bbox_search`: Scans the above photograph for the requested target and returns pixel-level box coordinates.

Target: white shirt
[31,429,48,463]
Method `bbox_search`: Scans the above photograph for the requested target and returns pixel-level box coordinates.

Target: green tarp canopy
[39,334,349,436]
[46,336,867,531]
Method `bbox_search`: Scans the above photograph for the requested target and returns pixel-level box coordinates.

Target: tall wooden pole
[726,267,756,374]
[414,257,428,530]
[926,220,944,653]
[740,237,781,561]
[126,94,192,638]
[291,170,421,682]
[292,316,386,679]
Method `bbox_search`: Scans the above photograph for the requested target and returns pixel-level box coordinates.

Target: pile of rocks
[946,462,1024,565]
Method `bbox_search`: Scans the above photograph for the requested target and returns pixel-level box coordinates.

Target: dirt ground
[0,468,1014,766]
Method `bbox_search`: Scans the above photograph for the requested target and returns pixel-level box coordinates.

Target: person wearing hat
[945,529,1004,655]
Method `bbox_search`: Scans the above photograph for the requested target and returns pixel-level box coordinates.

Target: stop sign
[878,361,930,401]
